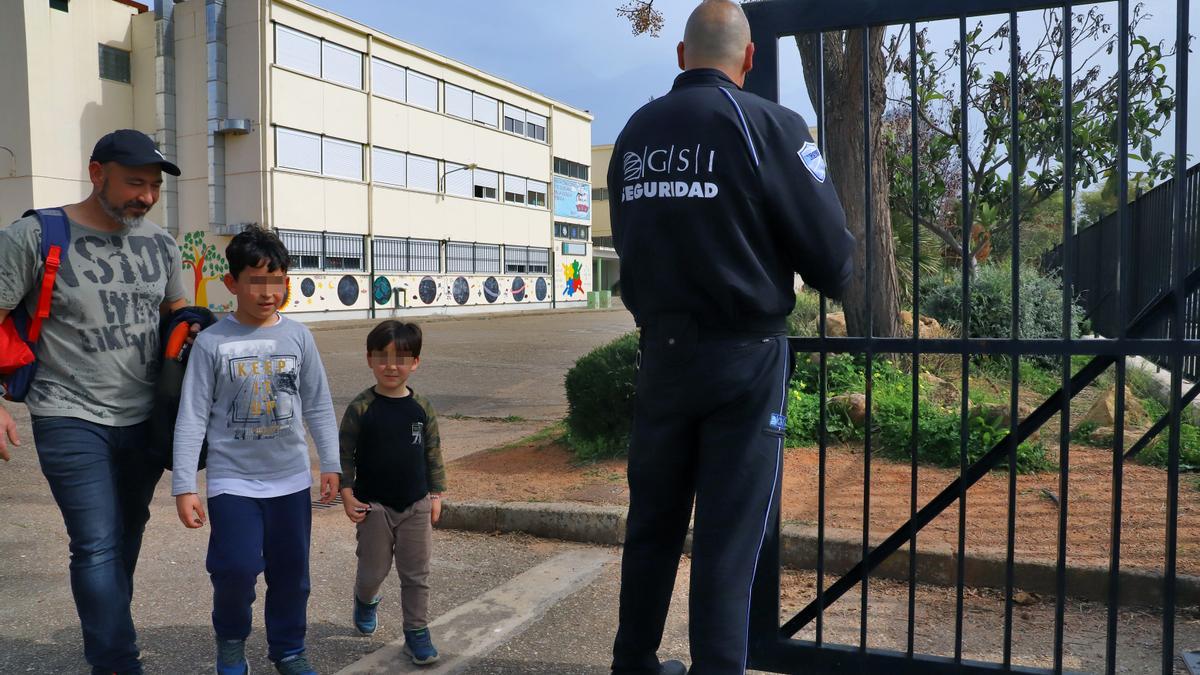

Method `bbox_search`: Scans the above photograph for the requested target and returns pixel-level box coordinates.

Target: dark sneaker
[215,638,249,675]
[353,594,381,635]
[273,652,316,675]
[403,627,440,665]
[658,660,686,675]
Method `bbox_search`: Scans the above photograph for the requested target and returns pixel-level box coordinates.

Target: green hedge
[563,331,639,460]
[922,265,1085,367]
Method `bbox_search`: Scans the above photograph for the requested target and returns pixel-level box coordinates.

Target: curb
[441,500,1200,607]
[306,305,629,333]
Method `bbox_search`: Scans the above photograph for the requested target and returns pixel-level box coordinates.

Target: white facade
[0,0,595,319]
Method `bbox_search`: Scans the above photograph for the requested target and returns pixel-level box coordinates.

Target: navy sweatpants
[207,488,312,662]
[612,322,792,675]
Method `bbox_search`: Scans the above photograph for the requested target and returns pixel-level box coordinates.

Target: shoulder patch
[798,142,827,184]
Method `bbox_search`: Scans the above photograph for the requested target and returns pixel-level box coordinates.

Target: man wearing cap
[0,129,189,674]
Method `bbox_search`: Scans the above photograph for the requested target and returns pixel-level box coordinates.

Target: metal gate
[741,0,1197,672]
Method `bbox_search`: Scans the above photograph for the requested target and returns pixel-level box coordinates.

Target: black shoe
[658,661,687,675]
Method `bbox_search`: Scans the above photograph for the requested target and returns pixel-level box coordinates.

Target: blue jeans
[207,489,312,662]
[32,415,163,675]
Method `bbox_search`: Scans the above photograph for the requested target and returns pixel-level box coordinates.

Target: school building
[0,0,595,318]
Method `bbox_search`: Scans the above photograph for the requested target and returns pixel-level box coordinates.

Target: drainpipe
[206,0,228,232]
[155,0,178,236]
[366,33,375,319]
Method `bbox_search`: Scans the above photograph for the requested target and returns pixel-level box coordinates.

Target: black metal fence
[742,0,1197,673]
[1043,165,1200,381]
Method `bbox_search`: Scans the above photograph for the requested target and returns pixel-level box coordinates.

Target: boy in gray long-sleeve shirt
[172,226,339,675]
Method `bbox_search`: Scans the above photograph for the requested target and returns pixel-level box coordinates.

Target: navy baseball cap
[90,129,181,176]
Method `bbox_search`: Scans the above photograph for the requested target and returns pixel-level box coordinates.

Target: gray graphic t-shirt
[0,213,186,425]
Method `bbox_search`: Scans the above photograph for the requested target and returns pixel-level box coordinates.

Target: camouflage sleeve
[415,393,446,493]
[338,388,375,489]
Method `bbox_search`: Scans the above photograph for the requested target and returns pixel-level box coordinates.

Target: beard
[97,181,150,228]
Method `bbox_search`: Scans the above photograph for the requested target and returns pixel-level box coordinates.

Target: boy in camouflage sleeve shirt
[339,320,445,665]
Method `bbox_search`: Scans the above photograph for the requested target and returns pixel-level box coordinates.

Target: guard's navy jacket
[608,68,855,331]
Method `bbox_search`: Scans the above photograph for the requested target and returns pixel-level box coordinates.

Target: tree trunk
[797,29,901,338]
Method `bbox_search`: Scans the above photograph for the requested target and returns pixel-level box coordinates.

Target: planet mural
[372,276,392,305]
[279,277,292,308]
[418,276,438,304]
[511,276,526,302]
[300,278,315,297]
[451,276,470,305]
[535,277,548,301]
[483,276,500,303]
[337,275,359,307]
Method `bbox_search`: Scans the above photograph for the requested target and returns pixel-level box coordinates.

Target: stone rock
[830,393,868,427]
[919,372,958,405]
[1081,386,1150,430]
[971,401,1034,428]
[899,310,944,334]
[825,312,848,338]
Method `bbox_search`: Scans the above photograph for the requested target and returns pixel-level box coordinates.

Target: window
[473,168,498,200]
[50,0,68,12]
[444,83,472,119]
[503,104,525,135]
[374,236,441,273]
[505,246,529,274]
[409,238,441,272]
[505,245,549,274]
[406,154,437,192]
[406,70,437,110]
[321,41,362,89]
[373,237,407,272]
[555,221,589,240]
[274,25,320,77]
[553,157,589,181]
[446,242,475,274]
[563,242,587,256]
[278,230,322,270]
[472,93,498,127]
[321,137,363,181]
[275,127,321,173]
[528,247,550,273]
[527,180,548,208]
[98,44,130,83]
[371,57,405,100]
[371,147,406,187]
[324,233,364,271]
[444,162,472,198]
[504,176,527,204]
[525,113,547,142]
[475,244,501,273]
[592,187,609,201]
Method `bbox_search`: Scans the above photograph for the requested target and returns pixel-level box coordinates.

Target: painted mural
[279,272,574,315]
[180,230,232,311]
[561,260,584,297]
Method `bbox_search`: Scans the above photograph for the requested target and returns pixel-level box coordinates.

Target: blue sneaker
[273,652,316,675]
[215,638,249,675]
[403,627,440,665]
[353,595,381,635]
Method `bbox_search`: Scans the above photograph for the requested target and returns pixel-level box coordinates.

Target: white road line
[335,547,615,674]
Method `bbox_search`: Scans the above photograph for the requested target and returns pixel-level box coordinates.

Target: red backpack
[0,208,70,402]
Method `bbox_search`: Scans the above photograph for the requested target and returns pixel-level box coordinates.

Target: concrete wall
[0,0,143,225]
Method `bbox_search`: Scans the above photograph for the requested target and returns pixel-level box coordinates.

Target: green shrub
[788,291,841,337]
[1138,425,1200,471]
[921,265,1086,366]
[563,331,639,460]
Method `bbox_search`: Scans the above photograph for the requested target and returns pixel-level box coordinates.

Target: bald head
[678,0,754,83]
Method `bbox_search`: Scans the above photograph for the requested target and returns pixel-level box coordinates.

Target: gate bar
[1164,0,1191,668]
[1003,10,1022,668]
[956,15,973,661]
[906,21,922,659]
[860,24,876,653]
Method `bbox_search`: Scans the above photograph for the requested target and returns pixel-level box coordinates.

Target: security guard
[608,2,855,673]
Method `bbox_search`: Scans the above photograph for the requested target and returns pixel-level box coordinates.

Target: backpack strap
[20,208,70,344]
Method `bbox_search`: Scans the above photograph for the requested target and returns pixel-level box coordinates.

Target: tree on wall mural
[180,230,228,307]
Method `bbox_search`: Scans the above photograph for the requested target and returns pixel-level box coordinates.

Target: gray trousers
[354,495,432,630]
